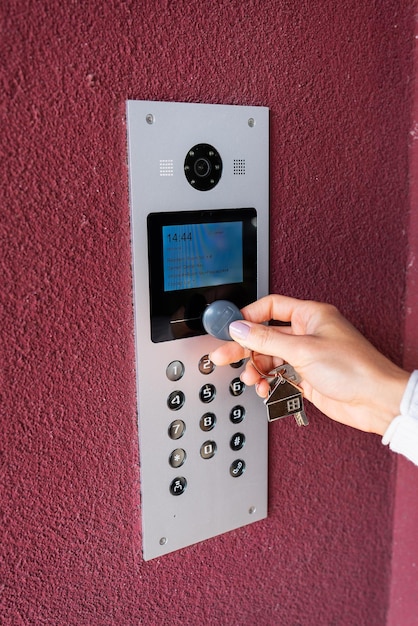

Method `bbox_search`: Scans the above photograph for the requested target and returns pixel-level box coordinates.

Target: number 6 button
[230,378,245,396]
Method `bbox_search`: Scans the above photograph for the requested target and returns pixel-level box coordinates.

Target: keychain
[250,353,309,426]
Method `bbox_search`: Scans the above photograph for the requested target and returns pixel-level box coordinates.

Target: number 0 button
[200,440,217,459]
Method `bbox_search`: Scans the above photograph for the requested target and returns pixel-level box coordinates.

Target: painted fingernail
[229,320,251,340]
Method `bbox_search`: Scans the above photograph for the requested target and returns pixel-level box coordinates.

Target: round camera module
[184,143,222,191]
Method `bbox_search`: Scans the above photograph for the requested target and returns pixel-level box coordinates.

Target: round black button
[200,412,216,432]
[166,361,185,381]
[168,419,186,440]
[167,390,185,411]
[170,476,187,496]
[230,405,246,424]
[199,383,216,403]
[200,440,217,459]
[229,377,245,396]
[230,359,245,369]
[198,354,215,375]
[169,448,187,468]
[230,459,246,477]
[230,432,246,451]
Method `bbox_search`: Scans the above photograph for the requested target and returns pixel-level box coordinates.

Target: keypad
[166,356,250,495]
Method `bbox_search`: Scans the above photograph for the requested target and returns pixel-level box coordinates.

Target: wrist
[372,367,410,436]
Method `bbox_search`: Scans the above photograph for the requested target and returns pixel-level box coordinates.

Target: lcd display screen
[162,222,243,292]
[147,208,257,342]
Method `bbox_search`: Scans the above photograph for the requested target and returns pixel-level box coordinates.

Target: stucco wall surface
[1,1,415,625]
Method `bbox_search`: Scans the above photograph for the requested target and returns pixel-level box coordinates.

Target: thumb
[229,320,297,362]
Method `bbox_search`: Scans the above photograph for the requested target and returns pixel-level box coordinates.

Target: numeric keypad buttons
[166,357,249,496]
[170,476,187,496]
[168,419,186,440]
[200,440,217,459]
[200,412,216,432]
[230,405,245,424]
[230,459,246,477]
[166,360,185,381]
[199,383,216,403]
[167,390,185,411]
[229,377,245,396]
[230,433,245,451]
[198,355,215,375]
[169,448,186,468]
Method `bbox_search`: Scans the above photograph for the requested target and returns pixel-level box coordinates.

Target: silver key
[264,374,309,426]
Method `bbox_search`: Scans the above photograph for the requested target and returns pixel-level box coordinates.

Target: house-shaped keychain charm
[264,377,308,425]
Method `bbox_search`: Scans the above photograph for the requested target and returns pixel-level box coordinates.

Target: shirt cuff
[382,370,418,465]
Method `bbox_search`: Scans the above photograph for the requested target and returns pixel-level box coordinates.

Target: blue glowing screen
[162,222,243,292]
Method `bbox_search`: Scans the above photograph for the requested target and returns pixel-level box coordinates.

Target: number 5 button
[199,383,216,403]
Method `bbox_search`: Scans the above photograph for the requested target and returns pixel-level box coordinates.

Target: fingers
[210,340,248,366]
[228,319,304,366]
[240,294,306,325]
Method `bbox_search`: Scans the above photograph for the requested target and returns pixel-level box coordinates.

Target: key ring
[250,351,302,385]
[250,351,286,381]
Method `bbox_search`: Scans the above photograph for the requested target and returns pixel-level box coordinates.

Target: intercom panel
[126,100,269,560]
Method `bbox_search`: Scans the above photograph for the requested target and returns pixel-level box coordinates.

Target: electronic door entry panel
[126,100,269,560]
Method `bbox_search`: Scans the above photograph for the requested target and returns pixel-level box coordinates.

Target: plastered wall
[1,1,416,624]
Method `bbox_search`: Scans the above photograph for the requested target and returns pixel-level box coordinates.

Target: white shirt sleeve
[382,370,418,466]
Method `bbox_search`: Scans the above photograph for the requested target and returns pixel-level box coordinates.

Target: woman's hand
[210,295,409,435]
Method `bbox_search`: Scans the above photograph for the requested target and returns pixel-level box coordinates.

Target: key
[277,363,302,385]
[264,375,309,426]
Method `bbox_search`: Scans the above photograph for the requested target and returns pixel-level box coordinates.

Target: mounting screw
[159,537,167,546]
[146,113,155,125]
[249,506,256,515]
[248,118,255,128]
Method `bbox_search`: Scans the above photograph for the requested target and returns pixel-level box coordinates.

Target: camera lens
[184,143,222,191]
[194,158,211,178]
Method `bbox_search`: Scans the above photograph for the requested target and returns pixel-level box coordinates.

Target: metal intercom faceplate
[127,100,269,560]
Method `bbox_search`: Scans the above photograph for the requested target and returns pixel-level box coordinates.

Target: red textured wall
[1,1,415,624]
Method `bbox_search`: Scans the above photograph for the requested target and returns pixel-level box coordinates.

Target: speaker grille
[233,159,246,175]
[159,160,174,176]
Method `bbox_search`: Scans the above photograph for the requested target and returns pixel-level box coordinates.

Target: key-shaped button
[265,376,308,426]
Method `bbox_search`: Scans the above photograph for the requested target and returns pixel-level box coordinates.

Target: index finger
[241,294,304,325]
